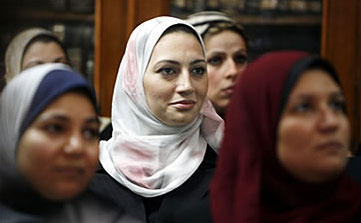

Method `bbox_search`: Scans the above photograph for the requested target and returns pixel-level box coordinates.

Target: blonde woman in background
[186,11,248,117]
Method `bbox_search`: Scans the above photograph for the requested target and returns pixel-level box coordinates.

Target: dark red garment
[210,51,361,223]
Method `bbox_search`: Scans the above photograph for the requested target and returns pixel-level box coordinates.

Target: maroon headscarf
[210,51,361,223]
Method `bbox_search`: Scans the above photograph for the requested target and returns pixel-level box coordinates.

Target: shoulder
[88,165,146,221]
[0,202,43,223]
[90,164,141,205]
[63,191,142,223]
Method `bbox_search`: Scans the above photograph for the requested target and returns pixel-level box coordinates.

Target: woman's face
[204,30,247,113]
[277,69,350,183]
[143,31,208,126]
[17,92,99,200]
[21,41,68,71]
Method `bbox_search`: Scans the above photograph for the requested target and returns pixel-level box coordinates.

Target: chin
[313,160,348,183]
[42,183,87,201]
[165,113,199,126]
[212,100,228,113]
[169,118,194,126]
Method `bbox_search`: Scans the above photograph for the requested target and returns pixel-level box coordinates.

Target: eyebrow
[208,48,247,55]
[38,114,99,125]
[155,59,206,66]
[190,59,206,65]
[235,49,248,54]
[52,57,68,63]
[291,91,344,99]
[86,117,100,125]
[37,114,69,123]
[208,51,225,56]
[156,60,179,66]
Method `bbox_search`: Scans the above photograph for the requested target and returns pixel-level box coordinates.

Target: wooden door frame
[321,0,361,153]
[94,0,169,117]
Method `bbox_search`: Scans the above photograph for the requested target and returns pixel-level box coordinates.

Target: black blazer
[89,145,217,223]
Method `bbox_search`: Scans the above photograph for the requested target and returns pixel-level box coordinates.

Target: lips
[222,86,235,95]
[170,100,196,110]
[317,141,344,151]
[54,166,85,178]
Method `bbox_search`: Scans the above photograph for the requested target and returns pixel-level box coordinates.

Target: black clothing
[100,123,113,140]
[347,156,361,183]
[90,145,217,223]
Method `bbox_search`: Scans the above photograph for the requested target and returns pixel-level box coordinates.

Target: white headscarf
[0,63,72,185]
[5,28,53,82]
[184,11,234,36]
[100,16,224,197]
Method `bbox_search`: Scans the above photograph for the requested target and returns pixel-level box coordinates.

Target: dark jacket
[0,187,124,223]
[347,155,361,183]
[90,145,217,223]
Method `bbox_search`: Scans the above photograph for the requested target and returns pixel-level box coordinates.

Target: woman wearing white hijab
[91,16,224,222]
[0,63,124,223]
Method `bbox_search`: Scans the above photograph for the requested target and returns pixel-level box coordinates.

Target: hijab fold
[99,16,224,198]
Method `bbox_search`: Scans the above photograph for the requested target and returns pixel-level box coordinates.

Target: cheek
[84,143,100,172]
[197,76,208,94]
[148,88,169,101]
[207,66,223,88]
[339,118,351,144]
[146,88,169,112]
[145,81,175,115]
[18,131,58,172]
[237,64,247,76]
[277,119,312,163]
[17,131,61,190]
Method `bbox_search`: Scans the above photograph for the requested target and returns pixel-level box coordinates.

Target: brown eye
[44,123,65,134]
[292,101,313,113]
[234,54,248,65]
[191,67,206,77]
[208,56,223,66]
[159,67,176,76]
[329,99,346,113]
[83,128,99,140]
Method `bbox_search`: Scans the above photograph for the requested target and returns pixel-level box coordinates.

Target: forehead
[204,30,245,47]
[291,69,341,94]
[150,32,204,61]
[24,41,65,57]
[42,92,92,111]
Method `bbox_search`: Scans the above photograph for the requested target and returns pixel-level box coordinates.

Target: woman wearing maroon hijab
[210,51,361,223]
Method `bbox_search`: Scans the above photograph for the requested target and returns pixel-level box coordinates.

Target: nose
[175,69,194,95]
[318,106,340,133]
[224,59,240,80]
[64,132,84,155]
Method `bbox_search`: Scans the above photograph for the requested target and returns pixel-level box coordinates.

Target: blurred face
[204,30,247,113]
[143,31,208,126]
[17,92,99,200]
[21,41,68,71]
[277,69,350,183]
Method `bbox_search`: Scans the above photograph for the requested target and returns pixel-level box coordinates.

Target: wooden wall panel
[321,0,361,153]
[94,0,169,117]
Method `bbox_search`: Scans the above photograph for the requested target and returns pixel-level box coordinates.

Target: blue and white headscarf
[0,63,97,192]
